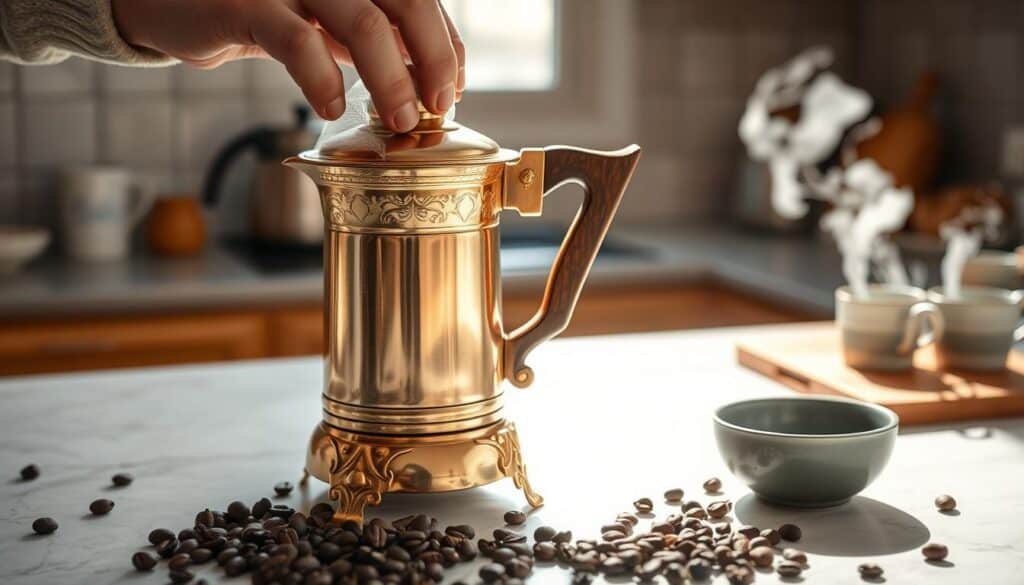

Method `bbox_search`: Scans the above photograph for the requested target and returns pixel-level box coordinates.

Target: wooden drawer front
[0,313,267,376]
[269,307,324,357]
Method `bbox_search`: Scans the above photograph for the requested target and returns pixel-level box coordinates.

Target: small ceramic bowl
[0,226,50,274]
[713,396,898,507]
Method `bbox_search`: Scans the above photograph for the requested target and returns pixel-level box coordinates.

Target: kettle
[203,106,322,244]
[289,101,641,522]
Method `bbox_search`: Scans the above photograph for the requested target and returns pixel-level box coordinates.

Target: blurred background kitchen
[1,0,1022,376]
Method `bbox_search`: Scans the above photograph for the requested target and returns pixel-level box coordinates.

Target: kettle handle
[201,128,276,208]
[503,144,641,388]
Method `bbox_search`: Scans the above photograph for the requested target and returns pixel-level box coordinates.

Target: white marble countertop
[2,324,1020,584]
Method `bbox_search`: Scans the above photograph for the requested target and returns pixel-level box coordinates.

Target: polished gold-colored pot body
[318,163,510,435]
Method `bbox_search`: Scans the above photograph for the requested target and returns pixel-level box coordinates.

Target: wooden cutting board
[736,322,1024,425]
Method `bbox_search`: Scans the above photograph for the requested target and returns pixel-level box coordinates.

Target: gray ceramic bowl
[713,396,898,507]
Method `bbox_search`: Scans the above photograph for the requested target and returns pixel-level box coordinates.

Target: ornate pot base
[305,420,543,523]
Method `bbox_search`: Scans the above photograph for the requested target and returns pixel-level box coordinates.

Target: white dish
[0,226,51,274]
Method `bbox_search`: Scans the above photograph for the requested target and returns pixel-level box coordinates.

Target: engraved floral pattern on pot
[323,189,483,230]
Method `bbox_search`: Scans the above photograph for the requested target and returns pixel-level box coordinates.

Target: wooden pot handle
[504,144,641,388]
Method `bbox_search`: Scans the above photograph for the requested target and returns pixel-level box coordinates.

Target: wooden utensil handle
[504,144,641,388]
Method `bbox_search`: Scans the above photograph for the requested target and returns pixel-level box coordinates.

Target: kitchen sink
[224,225,651,275]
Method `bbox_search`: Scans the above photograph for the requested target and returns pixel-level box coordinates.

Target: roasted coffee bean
[492,547,517,563]
[778,523,802,542]
[216,547,239,565]
[922,542,948,561]
[251,497,271,519]
[617,513,640,526]
[664,487,685,502]
[533,541,557,562]
[479,562,505,582]
[633,497,654,513]
[664,562,687,585]
[225,555,248,577]
[273,481,294,497]
[750,546,774,567]
[493,528,526,544]
[600,556,627,575]
[111,472,134,487]
[363,522,387,548]
[553,529,573,544]
[131,551,157,571]
[636,558,663,581]
[687,558,712,581]
[148,527,174,545]
[309,502,334,523]
[446,524,475,539]
[935,494,957,511]
[169,569,194,583]
[777,560,803,578]
[707,501,729,519]
[156,538,179,559]
[782,548,807,564]
[89,498,114,515]
[456,539,477,560]
[194,509,215,528]
[858,563,884,579]
[177,538,199,555]
[506,558,531,578]
[530,525,554,543]
[736,525,759,539]
[703,477,722,493]
[168,553,192,571]
[685,507,708,520]
[503,510,526,526]
[748,536,770,550]
[20,464,40,481]
[186,546,211,564]
[226,501,250,523]
[760,527,781,545]
[726,565,754,585]
[267,504,294,519]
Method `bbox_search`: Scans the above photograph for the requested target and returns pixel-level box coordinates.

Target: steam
[740,47,917,300]
[738,47,872,219]
[940,203,1004,298]
[812,160,913,298]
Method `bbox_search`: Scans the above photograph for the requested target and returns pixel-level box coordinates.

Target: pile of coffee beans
[133,500,486,584]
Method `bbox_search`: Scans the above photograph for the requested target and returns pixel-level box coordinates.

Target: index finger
[304,0,419,133]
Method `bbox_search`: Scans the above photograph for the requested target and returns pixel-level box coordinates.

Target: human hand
[112,0,465,132]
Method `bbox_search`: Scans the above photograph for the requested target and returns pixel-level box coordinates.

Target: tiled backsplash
[2,0,1022,229]
[0,58,303,229]
[635,0,1024,221]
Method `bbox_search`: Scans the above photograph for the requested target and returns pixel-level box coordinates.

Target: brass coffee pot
[288,104,640,522]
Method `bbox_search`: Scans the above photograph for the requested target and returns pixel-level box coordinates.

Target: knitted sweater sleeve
[0,0,173,65]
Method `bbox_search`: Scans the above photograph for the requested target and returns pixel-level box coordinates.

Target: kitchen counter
[1,324,1021,584]
[0,224,844,320]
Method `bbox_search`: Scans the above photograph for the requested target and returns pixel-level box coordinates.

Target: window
[442,0,558,91]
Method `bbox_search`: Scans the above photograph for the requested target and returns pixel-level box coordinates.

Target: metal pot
[203,106,322,244]
[288,102,641,521]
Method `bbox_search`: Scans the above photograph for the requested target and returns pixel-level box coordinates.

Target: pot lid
[301,101,518,166]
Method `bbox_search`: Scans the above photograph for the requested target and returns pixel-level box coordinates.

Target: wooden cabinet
[0,312,267,376]
[0,282,811,376]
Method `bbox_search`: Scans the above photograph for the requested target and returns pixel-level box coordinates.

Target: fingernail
[324,97,344,120]
[436,83,455,113]
[393,101,419,133]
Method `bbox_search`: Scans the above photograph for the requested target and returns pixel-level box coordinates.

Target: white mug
[59,167,153,262]
[836,284,945,370]
[927,286,1024,371]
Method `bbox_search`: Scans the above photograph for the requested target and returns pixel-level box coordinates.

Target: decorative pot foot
[307,419,543,523]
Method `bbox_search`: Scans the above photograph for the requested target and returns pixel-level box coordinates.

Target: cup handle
[898,301,944,354]
[127,182,155,230]
[1013,290,1024,342]
[501,145,641,388]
